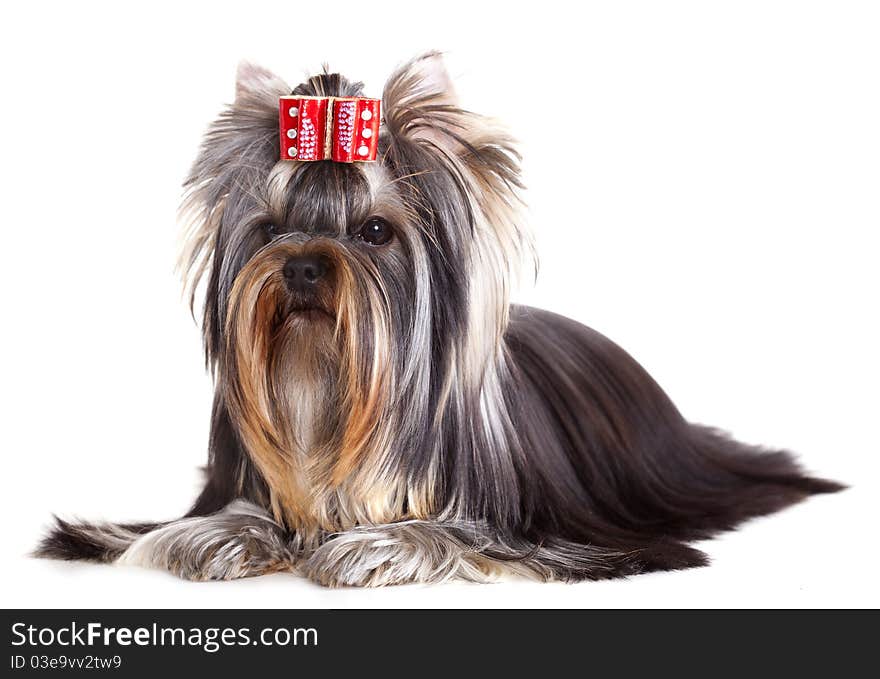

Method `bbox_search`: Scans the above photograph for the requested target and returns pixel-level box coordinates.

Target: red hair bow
[279,96,381,163]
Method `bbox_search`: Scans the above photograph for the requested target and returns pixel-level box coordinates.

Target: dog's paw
[300,523,496,587]
[117,502,299,581]
[165,540,295,582]
[300,532,413,587]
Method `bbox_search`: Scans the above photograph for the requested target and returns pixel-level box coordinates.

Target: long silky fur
[35,53,843,586]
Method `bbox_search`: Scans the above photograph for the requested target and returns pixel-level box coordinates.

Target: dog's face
[179,53,531,528]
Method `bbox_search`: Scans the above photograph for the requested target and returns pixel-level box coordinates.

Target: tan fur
[224,251,313,530]
[189,52,528,548]
[223,237,413,536]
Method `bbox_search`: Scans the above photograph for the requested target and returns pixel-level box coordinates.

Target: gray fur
[117,501,299,581]
[34,53,842,587]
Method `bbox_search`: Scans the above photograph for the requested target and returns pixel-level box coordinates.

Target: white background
[1,1,877,608]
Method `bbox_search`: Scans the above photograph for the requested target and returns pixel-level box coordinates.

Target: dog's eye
[263,222,279,237]
[358,217,394,246]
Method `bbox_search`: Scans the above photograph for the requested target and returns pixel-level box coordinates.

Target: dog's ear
[382,52,465,151]
[382,51,525,200]
[179,61,290,365]
[384,50,459,110]
[383,52,534,362]
[234,61,290,105]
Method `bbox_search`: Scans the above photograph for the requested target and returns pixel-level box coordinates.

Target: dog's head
[179,53,531,526]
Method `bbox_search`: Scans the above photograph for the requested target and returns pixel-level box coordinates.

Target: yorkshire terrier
[36,53,842,586]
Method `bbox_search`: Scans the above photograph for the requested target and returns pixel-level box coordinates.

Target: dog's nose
[283,254,329,291]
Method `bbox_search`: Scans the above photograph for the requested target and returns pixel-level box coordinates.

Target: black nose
[283,254,329,291]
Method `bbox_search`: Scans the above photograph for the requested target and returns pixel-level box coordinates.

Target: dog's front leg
[116,500,300,581]
[301,519,698,587]
[300,520,514,587]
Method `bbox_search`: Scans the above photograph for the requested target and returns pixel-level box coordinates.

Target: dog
[36,52,843,586]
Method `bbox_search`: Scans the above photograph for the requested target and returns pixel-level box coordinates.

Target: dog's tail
[33,517,164,563]
[669,424,847,537]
